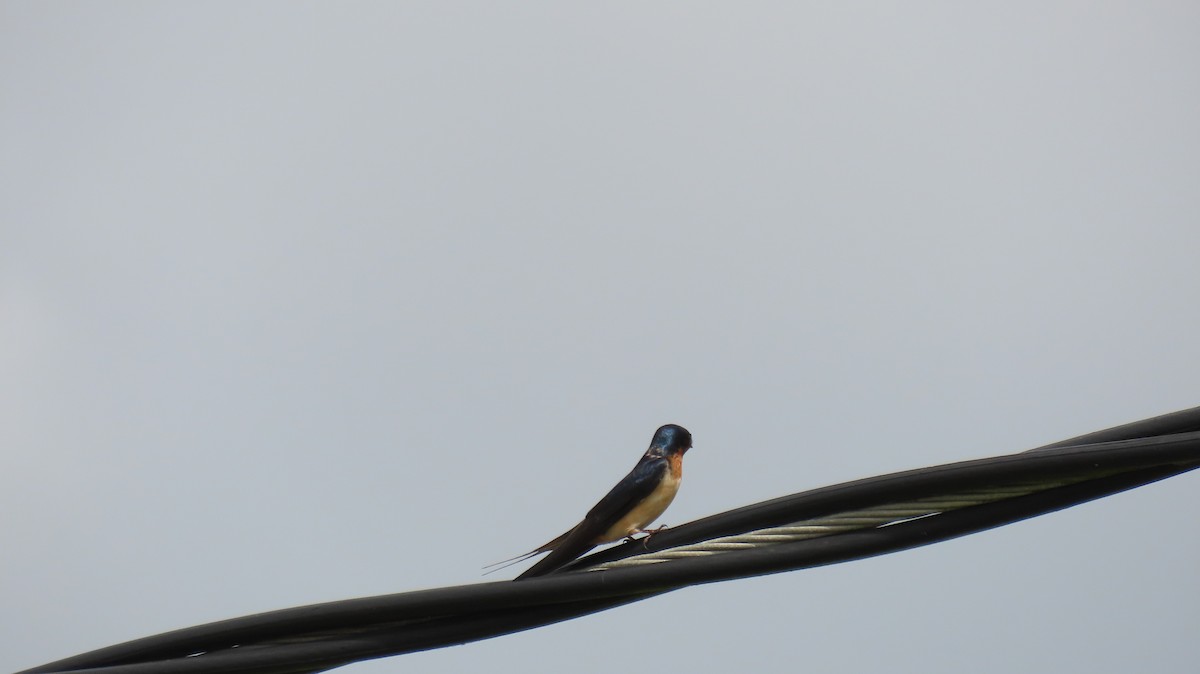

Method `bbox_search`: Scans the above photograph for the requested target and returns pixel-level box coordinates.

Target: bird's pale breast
[597,461,682,543]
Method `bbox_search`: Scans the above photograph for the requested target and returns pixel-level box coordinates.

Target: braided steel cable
[590,479,1083,570]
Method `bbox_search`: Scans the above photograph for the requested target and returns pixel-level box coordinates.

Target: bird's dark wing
[516,456,668,579]
[581,456,669,528]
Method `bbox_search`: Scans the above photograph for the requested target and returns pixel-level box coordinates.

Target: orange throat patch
[668,452,684,479]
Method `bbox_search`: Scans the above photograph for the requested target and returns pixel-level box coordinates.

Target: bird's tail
[482,526,577,575]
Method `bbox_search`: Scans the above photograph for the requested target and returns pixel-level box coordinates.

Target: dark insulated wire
[19,406,1200,674]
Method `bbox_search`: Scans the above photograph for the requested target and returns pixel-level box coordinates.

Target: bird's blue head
[647,424,692,457]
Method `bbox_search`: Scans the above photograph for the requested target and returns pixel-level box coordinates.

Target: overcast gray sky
[3,3,1198,673]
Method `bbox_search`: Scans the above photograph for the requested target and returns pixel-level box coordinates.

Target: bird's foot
[626,525,670,548]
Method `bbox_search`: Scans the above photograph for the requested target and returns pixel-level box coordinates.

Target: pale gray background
[3,3,1198,673]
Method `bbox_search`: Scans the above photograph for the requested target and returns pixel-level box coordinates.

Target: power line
[21,406,1200,674]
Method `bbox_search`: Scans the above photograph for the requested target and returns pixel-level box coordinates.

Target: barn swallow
[487,424,692,580]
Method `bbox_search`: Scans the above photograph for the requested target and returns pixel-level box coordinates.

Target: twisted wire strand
[592,478,1079,569]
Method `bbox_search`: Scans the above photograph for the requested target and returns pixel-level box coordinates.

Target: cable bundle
[21,407,1200,674]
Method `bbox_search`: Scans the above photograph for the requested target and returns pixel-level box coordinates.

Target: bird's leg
[625,524,670,548]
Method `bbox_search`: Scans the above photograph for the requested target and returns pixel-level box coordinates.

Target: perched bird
[488,424,693,580]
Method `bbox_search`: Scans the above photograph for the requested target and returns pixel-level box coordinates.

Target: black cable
[19,407,1200,674]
